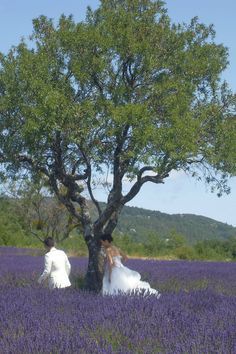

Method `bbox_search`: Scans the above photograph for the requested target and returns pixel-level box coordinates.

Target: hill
[115,205,236,245]
[0,196,235,247]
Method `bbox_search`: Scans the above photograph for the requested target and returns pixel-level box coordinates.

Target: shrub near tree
[0,0,235,291]
[0,197,33,247]
[9,179,81,244]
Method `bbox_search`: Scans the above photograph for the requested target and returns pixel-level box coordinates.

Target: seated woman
[100,233,160,297]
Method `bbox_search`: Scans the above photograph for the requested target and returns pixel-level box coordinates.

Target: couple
[38,235,160,297]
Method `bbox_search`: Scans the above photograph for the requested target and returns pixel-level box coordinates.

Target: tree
[0,0,235,291]
[0,196,27,246]
[7,179,81,244]
[167,230,186,250]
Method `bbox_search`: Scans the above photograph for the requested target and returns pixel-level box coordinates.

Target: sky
[0,0,235,226]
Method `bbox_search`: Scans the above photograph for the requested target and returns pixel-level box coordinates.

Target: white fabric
[38,247,71,289]
[102,255,160,297]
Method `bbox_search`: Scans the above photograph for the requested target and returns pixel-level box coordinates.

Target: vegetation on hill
[0,196,235,261]
[117,205,236,244]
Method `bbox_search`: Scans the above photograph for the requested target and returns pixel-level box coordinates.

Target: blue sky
[0,0,235,226]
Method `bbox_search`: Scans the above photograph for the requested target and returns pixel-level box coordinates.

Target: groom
[38,237,71,289]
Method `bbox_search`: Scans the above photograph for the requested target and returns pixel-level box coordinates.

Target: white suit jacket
[38,247,71,289]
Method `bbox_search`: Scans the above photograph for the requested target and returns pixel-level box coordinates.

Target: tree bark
[84,236,105,292]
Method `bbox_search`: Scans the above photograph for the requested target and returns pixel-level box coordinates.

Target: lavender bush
[0,247,236,353]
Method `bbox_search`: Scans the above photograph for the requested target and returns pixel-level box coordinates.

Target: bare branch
[79,146,102,216]
[17,155,50,176]
[92,73,104,96]
[29,229,44,243]
[122,167,168,205]
[186,157,204,165]
[48,174,82,222]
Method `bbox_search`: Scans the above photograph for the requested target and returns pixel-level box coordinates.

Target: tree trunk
[84,237,105,292]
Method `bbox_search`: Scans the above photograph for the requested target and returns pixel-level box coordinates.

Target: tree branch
[78,146,102,216]
[17,155,50,176]
[48,174,82,222]
[122,167,168,205]
[103,206,123,235]
[29,229,45,243]
[87,163,102,216]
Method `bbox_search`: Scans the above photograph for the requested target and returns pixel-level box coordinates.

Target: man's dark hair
[44,237,55,248]
[100,233,113,243]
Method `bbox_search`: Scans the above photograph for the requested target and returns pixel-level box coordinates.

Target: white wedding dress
[102,255,160,297]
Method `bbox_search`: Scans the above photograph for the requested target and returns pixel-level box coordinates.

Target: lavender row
[0,249,236,353]
[1,252,236,295]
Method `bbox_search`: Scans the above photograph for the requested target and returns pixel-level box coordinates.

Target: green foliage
[6,179,82,244]
[142,232,167,257]
[174,246,197,260]
[193,237,236,261]
[114,234,146,256]
[165,230,186,249]
[114,232,236,261]
[60,233,88,257]
[0,0,235,196]
[0,197,40,247]
[1,196,236,261]
[117,205,235,245]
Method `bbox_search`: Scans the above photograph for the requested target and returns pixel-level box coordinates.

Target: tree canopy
[0,0,235,290]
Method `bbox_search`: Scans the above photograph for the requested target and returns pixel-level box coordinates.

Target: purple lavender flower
[1,247,236,353]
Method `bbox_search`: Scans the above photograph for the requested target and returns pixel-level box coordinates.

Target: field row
[0,248,236,353]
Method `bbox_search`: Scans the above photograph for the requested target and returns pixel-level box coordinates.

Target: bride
[100,233,160,297]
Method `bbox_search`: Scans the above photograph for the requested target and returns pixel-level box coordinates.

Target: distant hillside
[1,196,235,247]
[115,205,236,245]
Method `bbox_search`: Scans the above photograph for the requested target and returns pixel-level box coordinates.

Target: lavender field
[1,247,236,353]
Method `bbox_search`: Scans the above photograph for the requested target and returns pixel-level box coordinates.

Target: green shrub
[174,246,196,260]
